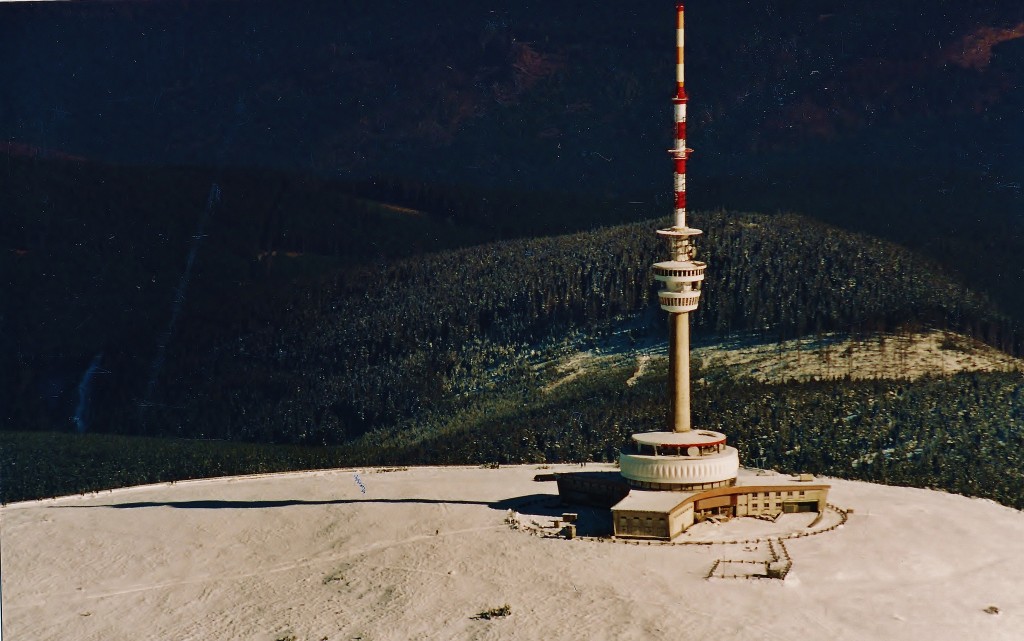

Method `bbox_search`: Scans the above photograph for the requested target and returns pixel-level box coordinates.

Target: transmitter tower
[557,5,829,538]
[618,3,739,491]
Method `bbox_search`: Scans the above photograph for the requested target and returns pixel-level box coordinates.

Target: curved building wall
[619,447,739,488]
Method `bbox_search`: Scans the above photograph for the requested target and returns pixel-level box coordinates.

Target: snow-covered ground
[695,330,1022,383]
[543,329,1021,392]
[3,464,1023,641]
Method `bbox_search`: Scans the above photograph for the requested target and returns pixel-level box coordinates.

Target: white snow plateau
[3,464,1023,640]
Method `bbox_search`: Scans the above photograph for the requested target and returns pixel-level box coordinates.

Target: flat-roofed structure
[609,487,697,540]
[555,471,630,508]
[609,471,830,540]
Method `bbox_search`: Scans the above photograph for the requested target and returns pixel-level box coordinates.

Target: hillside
[4,153,1020,447]
[3,465,1023,641]
[6,2,1022,189]
[5,363,1024,512]
[127,210,1020,444]
[7,154,1024,515]
[5,1,1024,321]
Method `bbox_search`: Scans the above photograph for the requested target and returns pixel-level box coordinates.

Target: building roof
[632,430,726,447]
[735,468,829,489]
[612,489,697,513]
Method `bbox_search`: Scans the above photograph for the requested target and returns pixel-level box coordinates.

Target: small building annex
[608,474,830,541]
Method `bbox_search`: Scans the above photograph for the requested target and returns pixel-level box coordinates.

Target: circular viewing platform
[656,226,702,239]
[632,430,727,453]
[653,260,705,285]
[619,430,739,491]
[658,290,701,313]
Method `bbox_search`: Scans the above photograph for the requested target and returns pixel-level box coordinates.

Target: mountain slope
[5,154,1019,446]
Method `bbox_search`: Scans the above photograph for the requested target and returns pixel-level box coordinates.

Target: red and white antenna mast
[654,2,704,433]
[673,1,690,228]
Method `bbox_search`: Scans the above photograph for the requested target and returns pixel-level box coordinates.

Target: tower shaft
[669,311,691,432]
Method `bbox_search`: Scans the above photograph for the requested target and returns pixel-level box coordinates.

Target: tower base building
[555,466,830,541]
[609,472,830,540]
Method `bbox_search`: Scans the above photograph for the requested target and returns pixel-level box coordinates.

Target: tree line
[6,369,1023,512]
[4,152,1020,445]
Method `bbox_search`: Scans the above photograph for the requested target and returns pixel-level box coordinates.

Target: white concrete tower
[619,2,739,491]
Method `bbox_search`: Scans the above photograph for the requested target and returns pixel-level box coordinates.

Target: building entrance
[783,501,819,514]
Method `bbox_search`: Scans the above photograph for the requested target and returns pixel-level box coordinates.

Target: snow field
[3,464,1023,640]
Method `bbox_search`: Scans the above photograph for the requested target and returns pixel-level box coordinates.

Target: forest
[5,368,1023,513]
[116,209,1020,445]
[4,153,1020,446]
[5,157,1024,513]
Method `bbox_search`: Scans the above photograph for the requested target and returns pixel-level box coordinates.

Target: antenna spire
[672,2,690,229]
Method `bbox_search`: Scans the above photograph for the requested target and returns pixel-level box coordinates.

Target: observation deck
[654,227,704,314]
[653,260,705,285]
[654,259,705,312]
[658,290,701,313]
[656,226,702,239]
